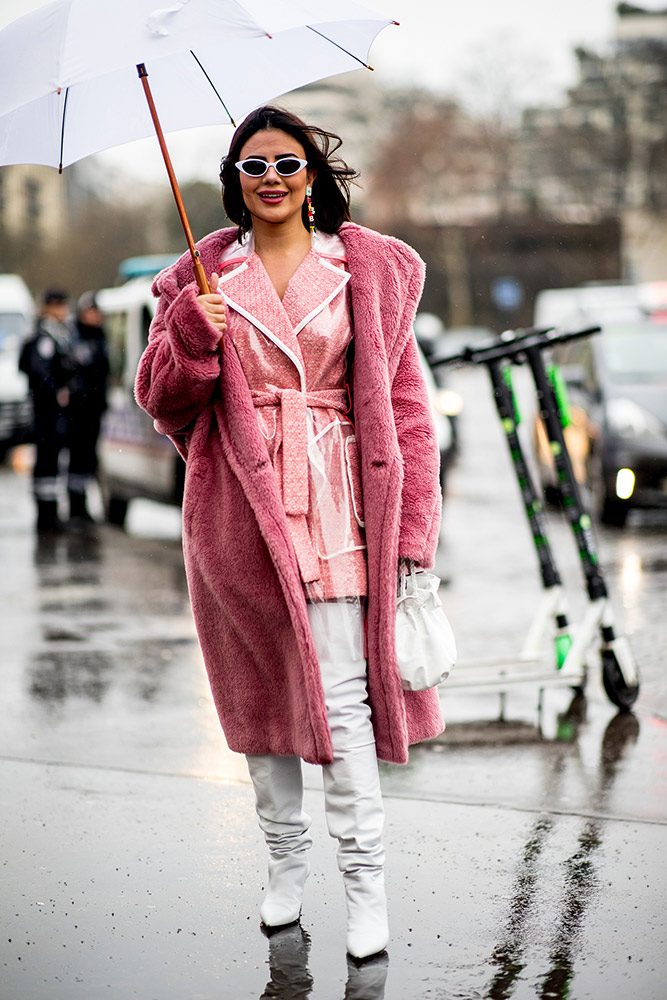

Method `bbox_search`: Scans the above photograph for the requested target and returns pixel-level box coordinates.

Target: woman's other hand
[198,273,226,334]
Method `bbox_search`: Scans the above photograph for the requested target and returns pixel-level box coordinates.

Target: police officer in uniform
[67,291,109,524]
[19,289,75,532]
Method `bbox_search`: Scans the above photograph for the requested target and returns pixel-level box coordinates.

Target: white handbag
[395,565,456,691]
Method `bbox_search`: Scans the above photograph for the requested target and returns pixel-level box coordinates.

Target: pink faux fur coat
[135,222,444,765]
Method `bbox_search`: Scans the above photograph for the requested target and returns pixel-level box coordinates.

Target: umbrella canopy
[0,0,394,291]
[0,0,394,169]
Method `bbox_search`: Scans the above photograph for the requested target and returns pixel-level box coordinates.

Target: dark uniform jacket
[69,320,109,417]
[18,317,74,433]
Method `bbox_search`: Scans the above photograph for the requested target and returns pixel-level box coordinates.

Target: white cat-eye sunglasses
[235,157,308,178]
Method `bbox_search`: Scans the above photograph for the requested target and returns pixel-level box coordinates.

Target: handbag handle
[397,561,420,602]
[397,558,416,593]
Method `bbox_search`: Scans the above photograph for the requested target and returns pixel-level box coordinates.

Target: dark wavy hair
[219,106,358,237]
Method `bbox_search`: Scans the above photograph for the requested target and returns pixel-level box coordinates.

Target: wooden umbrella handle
[137,64,210,294]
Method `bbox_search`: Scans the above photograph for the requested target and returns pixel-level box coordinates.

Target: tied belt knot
[250,387,349,583]
[250,387,350,517]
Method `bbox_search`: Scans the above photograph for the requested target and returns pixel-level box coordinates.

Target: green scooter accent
[555,631,573,670]
[547,363,572,429]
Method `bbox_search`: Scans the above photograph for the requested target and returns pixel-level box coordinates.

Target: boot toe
[344,873,389,960]
[260,901,302,928]
[346,926,389,961]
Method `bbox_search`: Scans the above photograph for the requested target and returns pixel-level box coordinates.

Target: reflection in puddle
[487,814,555,998]
[426,692,588,751]
[129,638,196,702]
[29,649,113,703]
[259,924,313,999]
[33,530,103,577]
[42,625,86,642]
[26,522,196,707]
[486,712,640,999]
[344,952,389,1000]
[256,923,389,999]
[26,639,194,707]
[40,598,107,614]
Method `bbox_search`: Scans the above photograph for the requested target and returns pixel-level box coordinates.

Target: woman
[135,106,444,961]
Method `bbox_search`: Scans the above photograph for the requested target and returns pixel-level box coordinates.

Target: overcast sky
[2,0,666,183]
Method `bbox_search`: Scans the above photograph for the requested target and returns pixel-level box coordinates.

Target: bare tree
[0,195,154,298]
[365,90,515,325]
[161,180,229,247]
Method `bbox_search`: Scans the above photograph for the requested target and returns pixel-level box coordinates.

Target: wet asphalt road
[1,365,666,1000]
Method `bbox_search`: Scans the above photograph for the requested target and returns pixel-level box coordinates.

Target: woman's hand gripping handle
[197,272,227,340]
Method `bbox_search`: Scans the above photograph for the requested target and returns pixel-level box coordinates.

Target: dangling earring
[306,185,316,235]
[240,206,251,241]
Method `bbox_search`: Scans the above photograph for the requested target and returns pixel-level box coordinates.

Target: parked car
[97,265,182,526]
[0,274,34,460]
[534,317,667,526]
[416,339,453,492]
[413,312,467,459]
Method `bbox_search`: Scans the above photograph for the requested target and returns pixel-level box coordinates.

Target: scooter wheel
[601,648,639,710]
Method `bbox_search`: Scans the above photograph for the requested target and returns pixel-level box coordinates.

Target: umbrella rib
[58,87,70,174]
[189,51,236,127]
[306,27,374,71]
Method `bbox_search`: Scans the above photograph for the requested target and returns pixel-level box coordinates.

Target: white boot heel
[260,853,311,928]
[344,871,389,960]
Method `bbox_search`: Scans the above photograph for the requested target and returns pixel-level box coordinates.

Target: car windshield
[601,323,667,383]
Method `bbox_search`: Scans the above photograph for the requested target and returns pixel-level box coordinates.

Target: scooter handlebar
[430,324,602,368]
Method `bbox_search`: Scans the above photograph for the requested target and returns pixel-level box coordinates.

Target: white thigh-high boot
[246,754,313,928]
[308,601,389,961]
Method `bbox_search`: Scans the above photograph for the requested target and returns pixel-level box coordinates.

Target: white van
[534,281,667,331]
[0,273,34,459]
[533,283,645,330]
[97,270,183,526]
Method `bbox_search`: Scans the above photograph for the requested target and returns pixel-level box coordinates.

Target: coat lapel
[220,253,306,390]
[282,251,350,335]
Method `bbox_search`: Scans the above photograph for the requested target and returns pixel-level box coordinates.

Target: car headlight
[435,388,464,417]
[606,398,665,440]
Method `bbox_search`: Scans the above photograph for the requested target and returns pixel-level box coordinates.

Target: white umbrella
[0,0,395,290]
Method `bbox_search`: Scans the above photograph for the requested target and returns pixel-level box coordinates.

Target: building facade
[0,165,69,250]
[520,3,667,280]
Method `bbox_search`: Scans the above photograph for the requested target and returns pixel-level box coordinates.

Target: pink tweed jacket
[217,234,367,599]
[135,222,444,765]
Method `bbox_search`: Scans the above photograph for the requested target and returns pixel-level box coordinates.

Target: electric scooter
[431,325,639,710]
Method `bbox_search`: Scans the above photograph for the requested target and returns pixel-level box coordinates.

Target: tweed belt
[251,386,350,581]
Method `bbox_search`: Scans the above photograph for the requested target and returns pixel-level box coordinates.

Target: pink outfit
[135,223,444,766]
[218,235,367,599]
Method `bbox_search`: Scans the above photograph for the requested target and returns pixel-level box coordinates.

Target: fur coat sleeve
[134,271,223,448]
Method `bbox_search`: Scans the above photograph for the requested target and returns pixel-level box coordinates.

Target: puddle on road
[40,598,108,614]
[483,710,641,1000]
[29,649,114,704]
[26,637,198,708]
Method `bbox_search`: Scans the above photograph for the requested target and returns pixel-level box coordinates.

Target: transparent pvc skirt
[293,410,368,601]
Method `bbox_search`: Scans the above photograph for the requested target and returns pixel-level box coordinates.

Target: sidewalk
[3,749,665,1000]
[2,361,667,998]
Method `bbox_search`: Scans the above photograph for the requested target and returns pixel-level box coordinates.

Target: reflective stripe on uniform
[34,477,59,501]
